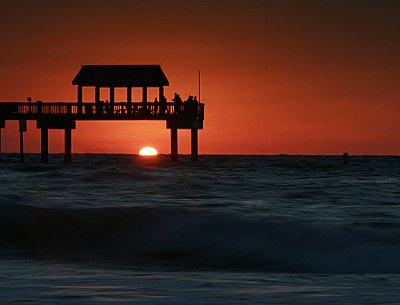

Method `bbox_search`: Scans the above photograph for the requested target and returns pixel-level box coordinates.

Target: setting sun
[139,146,158,156]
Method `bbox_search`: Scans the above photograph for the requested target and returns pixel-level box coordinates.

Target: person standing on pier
[193,96,199,120]
[184,95,198,120]
[184,95,193,119]
[105,100,110,115]
[160,95,167,115]
[173,93,182,115]
[153,97,159,115]
[141,97,148,114]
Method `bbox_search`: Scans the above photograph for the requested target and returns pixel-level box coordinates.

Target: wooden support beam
[127,87,132,103]
[191,128,198,161]
[77,85,83,115]
[110,86,115,114]
[159,86,164,101]
[19,120,27,163]
[170,128,178,161]
[19,130,24,163]
[41,128,48,163]
[0,120,4,161]
[127,87,132,114]
[95,86,100,103]
[142,87,147,103]
[110,86,115,103]
[64,128,72,163]
[78,85,83,103]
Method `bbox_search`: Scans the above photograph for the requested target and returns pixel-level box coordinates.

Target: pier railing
[0,101,204,121]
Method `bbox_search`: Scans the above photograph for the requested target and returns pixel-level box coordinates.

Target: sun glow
[139,146,158,156]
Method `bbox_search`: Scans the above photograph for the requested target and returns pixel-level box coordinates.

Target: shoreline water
[1,154,399,303]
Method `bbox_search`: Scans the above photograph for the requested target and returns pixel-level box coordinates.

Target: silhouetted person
[110,98,115,114]
[184,95,193,119]
[95,99,102,115]
[160,95,167,115]
[141,98,148,114]
[133,104,139,115]
[85,104,92,114]
[153,97,159,115]
[27,97,32,113]
[184,95,197,120]
[173,92,182,115]
[193,96,199,119]
[105,100,110,115]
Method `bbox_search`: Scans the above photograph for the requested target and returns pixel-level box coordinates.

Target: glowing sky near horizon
[0,0,399,155]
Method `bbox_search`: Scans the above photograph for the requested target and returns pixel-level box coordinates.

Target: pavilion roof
[72,65,169,87]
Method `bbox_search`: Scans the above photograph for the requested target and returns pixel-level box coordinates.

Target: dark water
[1,154,400,304]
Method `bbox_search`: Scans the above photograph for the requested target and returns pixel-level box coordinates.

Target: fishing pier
[0,65,204,162]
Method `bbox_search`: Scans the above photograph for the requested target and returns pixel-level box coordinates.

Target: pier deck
[0,101,204,162]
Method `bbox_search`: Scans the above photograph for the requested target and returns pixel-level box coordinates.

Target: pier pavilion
[0,65,204,162]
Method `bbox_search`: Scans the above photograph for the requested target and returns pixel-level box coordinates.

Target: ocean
[1,154,399,304]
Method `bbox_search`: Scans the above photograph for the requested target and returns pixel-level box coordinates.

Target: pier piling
[41,128,49,162]
[191,128,198,161]
[19,130,24,162]
[0,120,4,161]
[19,120,27,163]
[171,128,178,161]
[64,128,72,163]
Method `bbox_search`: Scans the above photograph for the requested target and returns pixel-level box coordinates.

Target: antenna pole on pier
[198,71,201,102]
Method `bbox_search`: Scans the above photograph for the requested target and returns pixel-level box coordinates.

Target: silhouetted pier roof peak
[72,65,169,87]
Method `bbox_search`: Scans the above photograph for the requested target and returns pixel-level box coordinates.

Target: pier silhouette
[0,65,204,162]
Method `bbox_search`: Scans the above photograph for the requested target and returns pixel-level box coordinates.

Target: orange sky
[1,0,399,155]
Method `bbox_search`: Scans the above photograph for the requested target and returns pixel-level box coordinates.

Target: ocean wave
[1,204,399,274]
